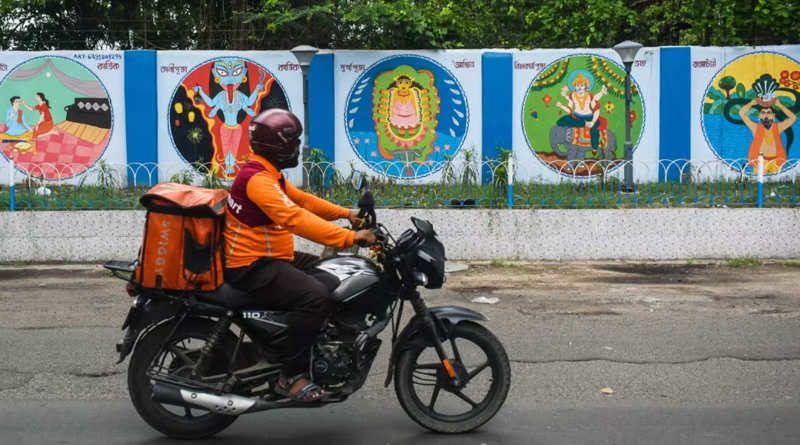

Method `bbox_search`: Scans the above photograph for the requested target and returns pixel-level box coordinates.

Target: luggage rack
[103,260,136,281]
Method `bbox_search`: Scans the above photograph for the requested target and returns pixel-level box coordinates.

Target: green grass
[489,260,522,268]
[777,260,800,267]
[1,176,798,211]
[725,257,764,268]
[685,258,696,266]
[0,184,149,210]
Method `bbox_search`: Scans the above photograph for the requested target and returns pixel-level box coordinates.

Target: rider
[222,108,376,402]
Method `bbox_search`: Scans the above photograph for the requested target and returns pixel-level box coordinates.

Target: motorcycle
[103,176,511,439]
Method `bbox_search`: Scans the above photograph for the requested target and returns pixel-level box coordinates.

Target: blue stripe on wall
[482,52,513,185]
[124,50,158,185]
[659,47,692,181]
[308,53,336,164]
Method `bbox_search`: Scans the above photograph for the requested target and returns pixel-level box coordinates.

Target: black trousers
[224,252,329,376]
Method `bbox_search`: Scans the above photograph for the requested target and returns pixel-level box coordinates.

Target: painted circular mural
[0,56,113,179]
[167,57,290,179]
[344,54,470,179]
[700,52,800,176]
[521,54,645,177]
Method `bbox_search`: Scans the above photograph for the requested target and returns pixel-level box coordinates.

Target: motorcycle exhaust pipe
[152,382,259,416]
[151,382,331,415]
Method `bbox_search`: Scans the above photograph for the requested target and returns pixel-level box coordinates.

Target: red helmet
[249,109,303,162]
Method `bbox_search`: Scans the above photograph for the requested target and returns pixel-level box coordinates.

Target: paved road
[2,400,799,445]
[1,263,799,444]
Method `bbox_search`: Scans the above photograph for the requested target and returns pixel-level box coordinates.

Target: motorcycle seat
[195,273,340,311]
[195,282,263,310]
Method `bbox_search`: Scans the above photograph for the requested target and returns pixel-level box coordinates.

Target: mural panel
[157,52,303,181]
[335,51,482,180]
[513,49,659,181]
[0,52,124,179]
[694,47,800,176]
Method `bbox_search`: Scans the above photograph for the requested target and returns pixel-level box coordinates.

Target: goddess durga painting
[345,55,468,179]
[376,74,432,146]
[370,66,441,175]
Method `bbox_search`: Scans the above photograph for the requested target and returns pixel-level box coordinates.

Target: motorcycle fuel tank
[311,255,387,312]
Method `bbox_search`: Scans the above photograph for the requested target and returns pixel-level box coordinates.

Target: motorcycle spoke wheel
[428,381,442,409]
[464,361,491,384]
[167,343,198,367]
[394,322,511,434]
[127,319,241,439]
[151,336,216,421]
[409,341,492,418]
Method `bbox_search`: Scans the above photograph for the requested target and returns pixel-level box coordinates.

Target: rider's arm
[284,180,350,221]
[739,101,757,132]
[247,173,355,248]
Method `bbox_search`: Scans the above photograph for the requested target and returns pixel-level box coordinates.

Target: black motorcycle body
[105,187,510,439]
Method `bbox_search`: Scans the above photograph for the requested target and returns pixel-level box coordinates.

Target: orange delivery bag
[134,182,229,292]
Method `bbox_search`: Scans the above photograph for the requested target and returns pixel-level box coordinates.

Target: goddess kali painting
[168,58,289,179]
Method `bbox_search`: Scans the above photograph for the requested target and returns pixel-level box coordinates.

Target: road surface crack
[68,370,124,378]
[0,368,35,393]
[1,325,117,331]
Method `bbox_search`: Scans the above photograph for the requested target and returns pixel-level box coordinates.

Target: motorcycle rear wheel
[128,318,240,439]
[394,321,511,434]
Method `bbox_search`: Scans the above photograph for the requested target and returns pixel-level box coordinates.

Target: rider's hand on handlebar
[354,229,377,247]
[348,209,362,228]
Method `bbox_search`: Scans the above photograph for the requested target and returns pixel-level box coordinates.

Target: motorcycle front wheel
[394,321,511,434]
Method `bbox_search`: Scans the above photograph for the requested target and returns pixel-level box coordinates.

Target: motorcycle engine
[311,343,353,386]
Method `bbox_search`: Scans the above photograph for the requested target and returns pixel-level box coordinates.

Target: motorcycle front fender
[383,305,488,387]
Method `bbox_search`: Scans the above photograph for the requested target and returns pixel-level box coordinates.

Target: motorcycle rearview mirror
[352,173,367,192]
[354,173,374,209]
[351,172,376,229]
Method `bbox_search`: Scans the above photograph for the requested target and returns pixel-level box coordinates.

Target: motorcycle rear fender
[116,295,178,364]
[383,305,488,387]
[115,293,226,364]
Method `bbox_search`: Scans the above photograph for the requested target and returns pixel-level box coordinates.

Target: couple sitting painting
[556,72,608,153]
[3,93,56,142]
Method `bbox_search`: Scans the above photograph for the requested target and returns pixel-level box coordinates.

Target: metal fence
[1,156,798,211]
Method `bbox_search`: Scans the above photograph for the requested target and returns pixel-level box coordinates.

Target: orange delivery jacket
[222,154,355,269]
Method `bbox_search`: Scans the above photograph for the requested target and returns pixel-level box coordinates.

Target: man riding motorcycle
[222,108,376,403]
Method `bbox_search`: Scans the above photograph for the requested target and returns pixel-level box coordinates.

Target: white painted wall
[1,209,798,263]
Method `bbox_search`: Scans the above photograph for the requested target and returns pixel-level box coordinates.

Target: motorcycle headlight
[396,218,447,289]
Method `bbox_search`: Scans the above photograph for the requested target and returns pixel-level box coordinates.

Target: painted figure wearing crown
[192,59,267,174]
[376,73,432,146]
[369,65,441,176]
[556,70,608,152]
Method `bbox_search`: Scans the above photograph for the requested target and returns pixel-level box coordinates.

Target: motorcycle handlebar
[354,227,384,247]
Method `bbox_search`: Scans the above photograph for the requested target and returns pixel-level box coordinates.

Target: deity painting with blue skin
[193,59,264,174]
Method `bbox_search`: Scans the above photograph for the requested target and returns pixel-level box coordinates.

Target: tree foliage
[719,76,737,100]
[1,0,799,51]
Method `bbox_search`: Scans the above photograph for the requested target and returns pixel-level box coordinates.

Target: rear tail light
[126,283,136,297]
